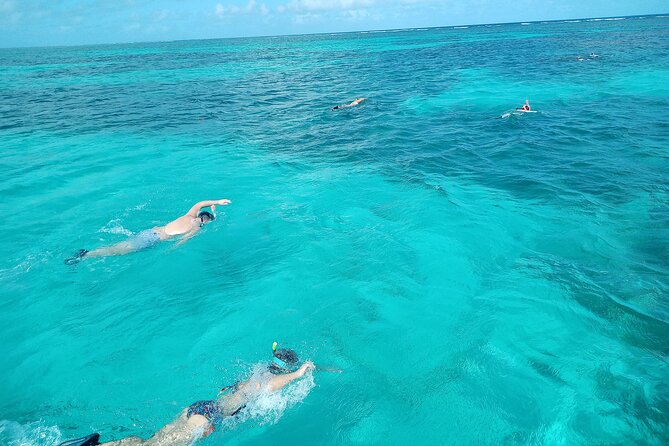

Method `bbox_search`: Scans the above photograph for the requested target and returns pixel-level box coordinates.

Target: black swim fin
[64,249,88,265]
[58,433,100,446]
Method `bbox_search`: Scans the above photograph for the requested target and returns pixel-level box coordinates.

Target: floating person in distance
[576,52,600,61]
[496,99,536,119]
[333,97,367,110]
[516,99,532,112]
[58,344,317,446]
[64,199,231,264]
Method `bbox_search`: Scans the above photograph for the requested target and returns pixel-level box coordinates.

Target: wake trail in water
[99,219,134,237]
[0,419,63,446]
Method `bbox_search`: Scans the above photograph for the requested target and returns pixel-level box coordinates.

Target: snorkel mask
[198,211,215,227]
[270,341,299,374]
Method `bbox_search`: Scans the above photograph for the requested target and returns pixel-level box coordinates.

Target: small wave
[99,219,134,237]
[521,22,531,25]
[0,419,62,446]
[453,26,468,29]
[564,20,581,23]
[604,17,624,21]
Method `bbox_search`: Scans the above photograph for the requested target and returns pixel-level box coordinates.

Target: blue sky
[0,0,666,47]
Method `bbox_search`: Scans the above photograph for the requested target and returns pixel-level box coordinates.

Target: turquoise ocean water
[1,15,668,445]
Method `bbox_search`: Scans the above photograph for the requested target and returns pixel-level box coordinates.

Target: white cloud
[215,0,266,18]
[343,8,370,19]
[124,22,141,32]
[293,12,321,24]
[154,9,169,22]
[280,0,376,13]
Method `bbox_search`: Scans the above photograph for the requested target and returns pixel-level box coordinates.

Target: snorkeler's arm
[267,361,315,392]
[186,199,231,217]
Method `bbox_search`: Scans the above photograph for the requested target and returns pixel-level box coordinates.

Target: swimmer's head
[198,211,215,225]
[269,344,299,375]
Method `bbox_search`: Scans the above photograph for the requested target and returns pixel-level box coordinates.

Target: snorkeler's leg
[75,411,205,446]
[99,436,144,446]
[66,242,135,263]
[143,410,208,446]
[86,241,136,258]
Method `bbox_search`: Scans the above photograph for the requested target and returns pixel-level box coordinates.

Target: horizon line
[1,12,666,51]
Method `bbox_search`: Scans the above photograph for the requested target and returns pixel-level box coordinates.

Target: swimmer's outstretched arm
[187,199,231,217]
[267,361,315,392]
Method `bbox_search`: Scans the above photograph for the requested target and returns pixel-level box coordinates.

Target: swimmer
[64,199,231,264]
[333,97,367,110]
[58,344,316,446]
[516,99,531,111]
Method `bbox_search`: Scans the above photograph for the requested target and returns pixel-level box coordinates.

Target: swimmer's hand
[297,361,316,377]
[210,199,230,214]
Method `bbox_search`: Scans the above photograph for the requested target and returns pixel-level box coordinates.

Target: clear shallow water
[1,15,668,445]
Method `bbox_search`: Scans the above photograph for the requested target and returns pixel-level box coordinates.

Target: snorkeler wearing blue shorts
[58,344,315,446]
[64,199,231,264]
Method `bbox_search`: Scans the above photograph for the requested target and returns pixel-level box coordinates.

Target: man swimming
[64,199,231,264]
[58,344,316,446]
[333,97,367,110]
[516,99,531,111]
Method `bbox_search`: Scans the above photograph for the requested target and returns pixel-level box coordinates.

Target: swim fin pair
[58,433,100,446]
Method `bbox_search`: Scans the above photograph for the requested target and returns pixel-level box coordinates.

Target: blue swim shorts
[128,229,161,250]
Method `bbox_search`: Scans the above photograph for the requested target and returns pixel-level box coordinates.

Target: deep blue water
[1,15,668,445]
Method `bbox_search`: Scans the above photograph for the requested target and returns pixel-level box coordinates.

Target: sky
[0,0,667,48]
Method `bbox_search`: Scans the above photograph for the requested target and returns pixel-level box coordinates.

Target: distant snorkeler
[516,99,532,112]
[577,53,600,61]
[58,343,316,446]
[495,99,535,119]
[333,97,367,110]
[64,199,231,264]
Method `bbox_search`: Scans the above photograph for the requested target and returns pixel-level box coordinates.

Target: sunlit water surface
[1,15,668,446]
